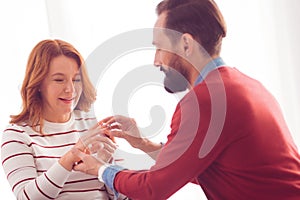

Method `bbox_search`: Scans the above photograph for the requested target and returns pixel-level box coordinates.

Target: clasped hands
[71,115,142,176]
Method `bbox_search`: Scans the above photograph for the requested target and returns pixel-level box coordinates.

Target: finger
[102,142,117,154]
[82,122,102,139]
[71,148,87,160]
[98,116,115,125]
[97,148,114,163]
[94,126,117,143]
[88,142,104,154]
[79,136,93,149]
[73,162,86,172]
[88,142,116,156]
[93,135,117,148]
[86,136,117,154]
[109,123,122,130]
[73,156,103,176]
[80,129,106,147]
[104,116,123,127]
[107,130,125,138]
[91,122,100,130]
[81,124,106,142]
[101,129,116,143]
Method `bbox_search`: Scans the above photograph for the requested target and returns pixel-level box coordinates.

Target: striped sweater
[1,110,116,200]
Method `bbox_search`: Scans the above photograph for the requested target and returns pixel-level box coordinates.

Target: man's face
[153,12,190,93]
[159,52,189,93]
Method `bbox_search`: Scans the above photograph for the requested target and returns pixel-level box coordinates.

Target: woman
[1,39,122,199]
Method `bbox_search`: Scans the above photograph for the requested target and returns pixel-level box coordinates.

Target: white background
[0,0,299,199]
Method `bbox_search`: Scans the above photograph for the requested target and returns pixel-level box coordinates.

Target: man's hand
[99,115,163,160]
[72,148,105,176]
[99,115,146,149]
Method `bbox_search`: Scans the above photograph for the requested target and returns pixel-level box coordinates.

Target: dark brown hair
[156,0,227,56]
[10,39,96,132]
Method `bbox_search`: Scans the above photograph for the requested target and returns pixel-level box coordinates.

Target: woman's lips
[59,97,75,104]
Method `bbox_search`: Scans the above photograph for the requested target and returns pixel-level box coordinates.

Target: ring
[99,143,105,149]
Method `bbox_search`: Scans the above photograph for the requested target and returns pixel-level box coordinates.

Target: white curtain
[0,0,299,199]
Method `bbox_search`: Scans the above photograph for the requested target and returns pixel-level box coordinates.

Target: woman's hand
[59,122,116,171]
[71,148,103,176]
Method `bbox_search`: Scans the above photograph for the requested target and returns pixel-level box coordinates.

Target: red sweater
[114,67,300,199]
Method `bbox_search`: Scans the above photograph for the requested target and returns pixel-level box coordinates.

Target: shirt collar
[194,57,225,86]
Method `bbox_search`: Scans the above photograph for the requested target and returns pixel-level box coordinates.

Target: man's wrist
[139,139,163,153]
[99,165,126,198]
[98,165,108,182]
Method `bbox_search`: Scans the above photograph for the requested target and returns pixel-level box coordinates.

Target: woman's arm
[1,129,71,200]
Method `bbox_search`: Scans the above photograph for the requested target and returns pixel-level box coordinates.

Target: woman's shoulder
[3,123,31,134]
[2,123,32,144]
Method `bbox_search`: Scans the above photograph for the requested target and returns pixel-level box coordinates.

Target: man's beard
[162,54,190,93]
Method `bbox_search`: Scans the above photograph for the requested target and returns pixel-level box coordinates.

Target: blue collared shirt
[194,57,226,86]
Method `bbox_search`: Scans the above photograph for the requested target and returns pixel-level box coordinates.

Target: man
[73,0,300,199]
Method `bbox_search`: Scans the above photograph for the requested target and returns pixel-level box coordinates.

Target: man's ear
[181,33,194,57]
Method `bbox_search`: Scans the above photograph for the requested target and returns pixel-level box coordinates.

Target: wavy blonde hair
[10,39,96,132]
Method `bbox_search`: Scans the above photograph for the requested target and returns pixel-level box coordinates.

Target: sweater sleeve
[1,128,71,200]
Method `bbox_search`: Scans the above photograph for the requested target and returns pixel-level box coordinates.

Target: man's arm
[133,138,163,160]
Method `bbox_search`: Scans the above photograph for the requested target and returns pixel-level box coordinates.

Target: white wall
[0,0,299,199]
[0,2,49,198]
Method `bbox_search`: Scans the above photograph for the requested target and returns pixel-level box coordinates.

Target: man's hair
[156,0,226,56]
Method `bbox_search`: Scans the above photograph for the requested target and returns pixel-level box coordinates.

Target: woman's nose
[64,80,75,93]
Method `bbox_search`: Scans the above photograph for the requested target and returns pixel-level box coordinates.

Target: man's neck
[188,54,220,87]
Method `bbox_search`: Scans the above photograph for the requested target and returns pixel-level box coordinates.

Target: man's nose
[154,50,162,67]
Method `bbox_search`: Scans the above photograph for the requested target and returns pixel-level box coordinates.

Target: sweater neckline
[43,113,75,131]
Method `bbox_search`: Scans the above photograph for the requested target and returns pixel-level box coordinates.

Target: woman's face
[40,55,82,122]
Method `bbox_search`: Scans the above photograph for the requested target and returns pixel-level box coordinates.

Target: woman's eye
[54,79,64,82]
[73,79,81,82]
